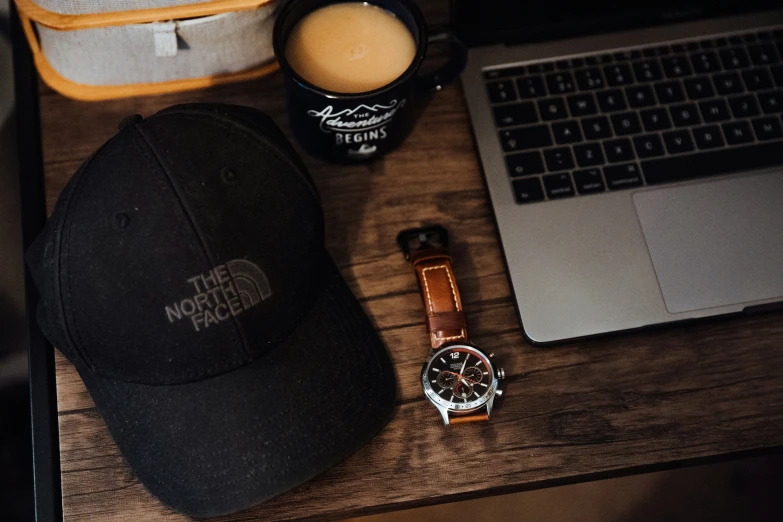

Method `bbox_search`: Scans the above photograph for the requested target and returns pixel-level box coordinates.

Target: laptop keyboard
[483,29,783,204]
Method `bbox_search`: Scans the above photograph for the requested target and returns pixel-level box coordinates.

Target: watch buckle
[397,225,449,261]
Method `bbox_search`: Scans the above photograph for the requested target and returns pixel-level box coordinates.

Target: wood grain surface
[39,3,783,520]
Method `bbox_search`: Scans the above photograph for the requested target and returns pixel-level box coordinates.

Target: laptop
[455,1,783,344]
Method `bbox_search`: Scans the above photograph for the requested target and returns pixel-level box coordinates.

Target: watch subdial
[453,380,474,400]
[463,366,483,384]
[436,371,458,389]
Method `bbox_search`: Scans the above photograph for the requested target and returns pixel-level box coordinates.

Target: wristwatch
[398,225,505,426]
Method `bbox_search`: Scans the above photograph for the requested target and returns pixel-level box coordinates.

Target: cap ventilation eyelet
[114,213,131,229]
[220,167,238,184]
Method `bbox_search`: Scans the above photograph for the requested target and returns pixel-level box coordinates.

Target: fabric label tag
[153,22,178,57]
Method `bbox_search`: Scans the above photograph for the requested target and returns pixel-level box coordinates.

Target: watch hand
[459,354,469,376]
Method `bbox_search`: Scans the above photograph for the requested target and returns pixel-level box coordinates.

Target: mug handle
[416,28,468,93]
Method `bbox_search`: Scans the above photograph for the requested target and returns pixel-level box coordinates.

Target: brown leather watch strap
[410,247,468,349]
[449,412,489,424]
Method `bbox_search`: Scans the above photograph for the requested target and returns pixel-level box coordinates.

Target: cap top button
[118,114,143,130]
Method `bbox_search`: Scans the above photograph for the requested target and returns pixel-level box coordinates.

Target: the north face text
[164,259,272,331]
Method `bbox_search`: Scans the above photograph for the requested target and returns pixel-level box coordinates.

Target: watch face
[422,345,497,412]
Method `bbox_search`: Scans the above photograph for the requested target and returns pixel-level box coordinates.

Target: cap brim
[78,257,397,518]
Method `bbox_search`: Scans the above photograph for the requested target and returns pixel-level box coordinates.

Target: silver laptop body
[461,10,783,343]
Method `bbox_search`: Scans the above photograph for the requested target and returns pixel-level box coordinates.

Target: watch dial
[426,347,493,404]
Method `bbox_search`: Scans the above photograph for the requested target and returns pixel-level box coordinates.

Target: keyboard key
[741,33,757,44]
[656,45,671,56]
[728,94,760,118]
[671,43,688,54]
[484,67,525,79]
[690,51,721,73]
[543,147,575,171]
[720,47,751,69]
[715,37,729,48]
[538,97,568,121]
[582,116,613,140]
[517,76,546,98]
[493,102,538,127]
[505,151,545,177]
[722,121,754,145]
[670,103,702,127]
[758,91,783,113]
[752,117,783,140]
[499,125,552,152]
[552,121,583,144]
[687,42,700,52]
[530,62,555,74]
[543,173,575,198]
[699,99,731,122]
[573,143,605,167]
[626,85,656,107]
[633,60,663,82]
[487,80,517,103]
[546,72,576,94]
[603,138,635,163]
[567,94,598,116]
[748,44,779,66]
[633,134,665,158]
[662,129,695,154]
[613,50,634,62]
[596,89,627,112]
[574,68,605,90]
[573,168,606,194]
[604,163,643,189]
[655,81,685,104]
[604,64,634,86]
[661,56,693,78]
[642,141,783,185]
[729,35,743,46]
[611,112,642,135]
[772,66,783,87]
[556,58,583,70]
[693,125,725,149]
[643,48,658,58]
[640,108,672,131]
[713,72,745,95]
[684,77,715,99]
[742,68,774,91]
[512,177,544,204]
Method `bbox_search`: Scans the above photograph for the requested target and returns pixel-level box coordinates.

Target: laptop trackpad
[633,171,783,314]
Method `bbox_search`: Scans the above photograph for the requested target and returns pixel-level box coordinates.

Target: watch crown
[488,352,495,358]
[495,389,503,397]
[496,368,506,380]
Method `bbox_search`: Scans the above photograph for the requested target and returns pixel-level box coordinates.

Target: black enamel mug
[273,0,467,163]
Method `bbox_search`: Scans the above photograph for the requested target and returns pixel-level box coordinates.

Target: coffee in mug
[273,0,467,163]
[285,3,417,94]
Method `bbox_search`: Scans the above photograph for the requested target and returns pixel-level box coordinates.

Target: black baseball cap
[26,104,396,518]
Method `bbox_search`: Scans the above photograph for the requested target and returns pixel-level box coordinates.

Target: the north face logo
[164,259,272,331]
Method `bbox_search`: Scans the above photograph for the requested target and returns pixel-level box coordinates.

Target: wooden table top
[40,9,783,522]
